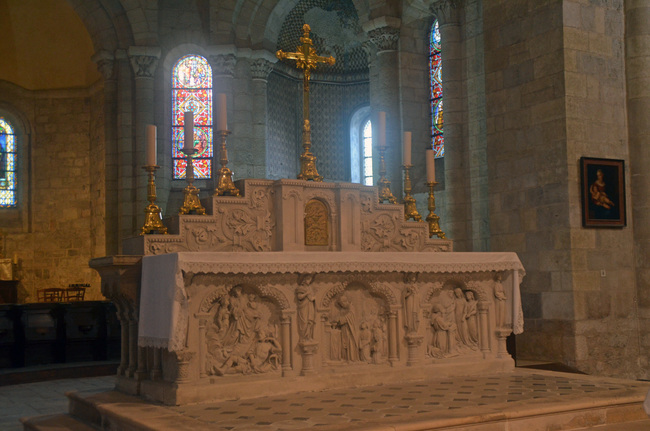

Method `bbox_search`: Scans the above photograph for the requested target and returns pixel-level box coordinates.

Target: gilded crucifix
[277,24,335,181]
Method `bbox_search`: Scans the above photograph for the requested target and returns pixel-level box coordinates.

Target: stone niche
[92,180,524,406]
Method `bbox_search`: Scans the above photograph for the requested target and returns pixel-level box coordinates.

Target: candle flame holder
[140,165,168,235]
[179,147,206,215]
[377,145,397,204]
[214,130,240,196]
[403,165,422,221]
[426,181,446,239]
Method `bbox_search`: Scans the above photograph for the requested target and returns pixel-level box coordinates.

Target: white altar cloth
[138,251,525,352]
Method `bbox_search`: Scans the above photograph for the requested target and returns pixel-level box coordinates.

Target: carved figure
[371,318,385,364]
[453,288,470,345]
[402,274,420,334]
[296,282,316,341]
[494,274,507,328]
[359,322,372,362]
[465,291,479,345]
[428,304,450,358]
[247,328,281,373]
[331,294,359,362]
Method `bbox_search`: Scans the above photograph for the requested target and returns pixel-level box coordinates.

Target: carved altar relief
[204,285,282,376]
[304,199,329,246]
[323,285,389,365]
[426,284,480,359]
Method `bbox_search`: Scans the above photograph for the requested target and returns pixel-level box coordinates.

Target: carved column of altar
[250,56,276,178]
[93,51,119,255]
[196,313,209,378]
[128,46,161,231]
[209,54,236,174]
[430,1,469,249]
[280,312,293,375]
[116,303,129,376]
[478,301,490,358]
[364,18,403,198]
[388,308,399,365]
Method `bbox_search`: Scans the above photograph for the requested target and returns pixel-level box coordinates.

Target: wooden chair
[65,286,86,302]
[37,288,64,302]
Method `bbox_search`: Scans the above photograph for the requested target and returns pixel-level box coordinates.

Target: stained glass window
[429,19,444,158]
[172,55,213,179]
[0,118,16,207]
[362,119,373,186]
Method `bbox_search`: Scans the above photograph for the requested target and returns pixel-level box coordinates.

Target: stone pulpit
[91,179,524,405]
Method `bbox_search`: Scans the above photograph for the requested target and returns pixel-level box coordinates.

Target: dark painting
[580,157,626,228]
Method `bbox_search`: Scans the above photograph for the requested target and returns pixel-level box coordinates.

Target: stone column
[250,56,276,178]
[364,18,403,198]
[387,309,399,365]
[626,1,650,326]
[197,315,208,378]
[117,306,129,376]
[280,313,292,375]
[92,50,119,255]
[127,314,138,377]
[430,0,469,250]
[128,46,161,230]
[115,51,135,244]
[478,301,490,358]
[150,347,162,380]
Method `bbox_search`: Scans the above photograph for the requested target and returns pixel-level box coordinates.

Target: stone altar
[91,179,524,405]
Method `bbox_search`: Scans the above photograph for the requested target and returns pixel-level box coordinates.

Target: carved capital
[367,26,400,52]
[92,50,115,80]
[430,0,463,26]
[128,55,159,78]
[361,40,377,63]
[250,58,275,81]
[209,54,237,78]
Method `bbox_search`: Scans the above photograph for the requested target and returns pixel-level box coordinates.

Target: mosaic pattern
[170,371,650,430]
[266,73,301,180]
[276,0,367,74]
[172,55,213,179]
[0,118,16,207]
[430,19,444,158]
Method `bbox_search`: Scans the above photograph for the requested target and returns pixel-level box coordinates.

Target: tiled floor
[5,370,650,431]
[169,371,650,430]
[0,375,114,430]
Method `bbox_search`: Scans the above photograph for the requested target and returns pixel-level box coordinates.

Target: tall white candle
[184,111,194,152]
[403,132,412,166]
[146,124,157,166]
[217,93,227,130]
[426,149,436,182]
[378,111,386,149]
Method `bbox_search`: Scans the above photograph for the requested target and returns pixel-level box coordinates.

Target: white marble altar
[91,179,525,405]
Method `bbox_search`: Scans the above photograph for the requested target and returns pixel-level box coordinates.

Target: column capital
[127,46,161,78]
[367,26,400,52]
[92,50,115,80]
[209,54,237,78]
[250,58,275,81]
[430,0,463,26]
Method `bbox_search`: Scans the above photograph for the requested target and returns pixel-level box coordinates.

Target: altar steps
[20,370,650,431]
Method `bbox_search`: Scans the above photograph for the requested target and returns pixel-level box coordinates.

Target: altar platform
[20,369,650,431]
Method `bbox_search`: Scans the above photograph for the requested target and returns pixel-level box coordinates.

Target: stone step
[20,413,97,431]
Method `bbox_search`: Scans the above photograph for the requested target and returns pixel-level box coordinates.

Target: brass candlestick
[179,147,206,215]
[426,181,446,239]
[140,166,168,235]
[403,165,422,221]
[377,145,397,204]
[214,130,240,196]
[277,24,334,182]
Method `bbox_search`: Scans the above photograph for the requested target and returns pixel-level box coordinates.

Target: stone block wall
[0,82,105,303]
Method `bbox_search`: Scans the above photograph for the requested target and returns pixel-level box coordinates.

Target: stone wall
[0,81,105,302]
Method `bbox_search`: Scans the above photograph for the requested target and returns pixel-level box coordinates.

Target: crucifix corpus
[277,24,335,181]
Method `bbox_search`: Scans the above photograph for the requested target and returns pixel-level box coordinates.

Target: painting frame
[580,157,626,228]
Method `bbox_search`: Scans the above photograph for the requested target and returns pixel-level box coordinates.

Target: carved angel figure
[403,278,420,334]
[296,283,316,341]
[465,291,479,345]
[494,274,507,328]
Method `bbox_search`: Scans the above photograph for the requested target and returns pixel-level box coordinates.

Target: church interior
[1,0,650,429]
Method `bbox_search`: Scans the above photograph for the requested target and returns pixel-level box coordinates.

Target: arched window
[0,118,16,207]
[361,119,373,185]
[430,19,444,158]
[349,106,372,185]
[172,55,213,179]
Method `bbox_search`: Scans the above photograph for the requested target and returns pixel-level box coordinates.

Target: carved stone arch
[319,282,347,308]
[198,285,230,314]
[282,189,303,202]
[67,0,127,51]
[224,282,291,310]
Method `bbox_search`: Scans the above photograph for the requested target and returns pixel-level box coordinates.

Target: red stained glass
[429,20,444,158]
[172,55,213,179]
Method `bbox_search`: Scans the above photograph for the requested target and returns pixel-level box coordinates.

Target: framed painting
[580,157,626,228]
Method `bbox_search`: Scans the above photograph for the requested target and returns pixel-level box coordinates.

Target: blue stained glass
[362,119,373,186]
[172,55,213,179]
[0,118,16,207]
[429,19,444,158]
